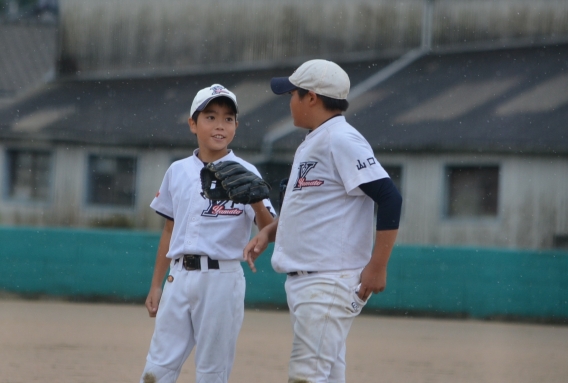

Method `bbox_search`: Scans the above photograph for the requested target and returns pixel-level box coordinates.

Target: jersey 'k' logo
[201,200,243,217]
[293,161,324,190]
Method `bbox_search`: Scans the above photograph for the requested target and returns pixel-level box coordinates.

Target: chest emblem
[293,161,324,190]
[201,199,243,217]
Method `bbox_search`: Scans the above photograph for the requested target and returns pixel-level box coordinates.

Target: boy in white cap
[140,84,275,383]
[244,60,402,383]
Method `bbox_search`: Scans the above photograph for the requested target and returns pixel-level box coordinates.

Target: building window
[87,155,137,207]
[6,149,52,202]
[383,165,403,195]
[446,165,499,218]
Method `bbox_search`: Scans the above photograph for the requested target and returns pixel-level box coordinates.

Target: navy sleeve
[359,178,402,230]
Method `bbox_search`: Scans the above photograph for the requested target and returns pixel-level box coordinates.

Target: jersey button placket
[185,216,198,248]
[189,216,197,244]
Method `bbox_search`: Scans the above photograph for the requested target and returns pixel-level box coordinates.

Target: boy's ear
[307,90,319,106]
[188,117,197,133]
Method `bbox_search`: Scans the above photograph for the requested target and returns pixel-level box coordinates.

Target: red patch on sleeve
[155,191,160,198]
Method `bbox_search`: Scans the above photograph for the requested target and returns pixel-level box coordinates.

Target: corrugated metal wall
[0,143,173,229]
[393,153,568,249]
[0,24,57,101]
[58,0,568,77]
[1,145,566,249]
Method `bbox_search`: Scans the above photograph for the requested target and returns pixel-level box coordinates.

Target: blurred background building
[0,0,567,250]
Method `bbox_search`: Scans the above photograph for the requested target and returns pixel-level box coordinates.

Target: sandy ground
[1,299,567,383]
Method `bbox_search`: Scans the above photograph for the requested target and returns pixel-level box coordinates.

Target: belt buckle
[183,254,199,271]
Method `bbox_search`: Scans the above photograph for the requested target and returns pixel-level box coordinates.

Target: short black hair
[297,88,349,112]
[191,96,238,123]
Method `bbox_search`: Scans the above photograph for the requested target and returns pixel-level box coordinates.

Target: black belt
[287,271,318,277]
[176,254,219,271]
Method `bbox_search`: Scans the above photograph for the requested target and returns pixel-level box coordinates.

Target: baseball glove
[200,161,271,204]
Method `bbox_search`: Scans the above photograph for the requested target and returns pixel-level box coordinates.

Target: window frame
[443,163,501,220]
[85,153,139,209]
[4,147,54,205]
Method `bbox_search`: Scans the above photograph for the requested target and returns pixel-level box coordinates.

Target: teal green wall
[0,227,158,300]
[1,227,567,321]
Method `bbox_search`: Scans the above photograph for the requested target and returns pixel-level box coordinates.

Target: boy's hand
[243,232,269,273]
[358,263,387,301]
[145,287,163,317]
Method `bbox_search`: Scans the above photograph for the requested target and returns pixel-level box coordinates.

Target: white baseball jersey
[150,149,274,261]
[271,116,388,273]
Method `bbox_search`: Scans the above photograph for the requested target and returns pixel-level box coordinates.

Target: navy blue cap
[270,77,297,95]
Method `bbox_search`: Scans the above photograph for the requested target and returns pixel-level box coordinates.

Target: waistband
[287,271,318,277]
[173,254,240,272]
[286,268,364,277]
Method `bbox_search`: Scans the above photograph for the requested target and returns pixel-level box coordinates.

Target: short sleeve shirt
[271,116,388,273]
[150,149,274,261]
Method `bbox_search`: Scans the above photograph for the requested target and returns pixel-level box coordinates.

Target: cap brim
[270,77,297,95]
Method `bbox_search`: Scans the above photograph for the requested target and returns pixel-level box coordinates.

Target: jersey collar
[306,115,346,140]
[191,149,237,166]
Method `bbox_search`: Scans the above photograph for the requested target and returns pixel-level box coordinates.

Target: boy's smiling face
[189,101,238,163]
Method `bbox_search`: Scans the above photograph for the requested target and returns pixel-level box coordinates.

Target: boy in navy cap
[245,60,402,383]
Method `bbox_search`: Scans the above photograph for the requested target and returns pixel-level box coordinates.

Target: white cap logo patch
[190,84,239,117]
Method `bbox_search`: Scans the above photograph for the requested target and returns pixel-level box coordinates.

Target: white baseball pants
[140,258,245,383]
[285,268,367,383]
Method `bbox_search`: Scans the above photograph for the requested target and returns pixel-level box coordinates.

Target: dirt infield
[1,299,567,383]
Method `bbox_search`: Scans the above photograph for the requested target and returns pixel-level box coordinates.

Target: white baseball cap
[190,84,239,117]
[270,59,350,100]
